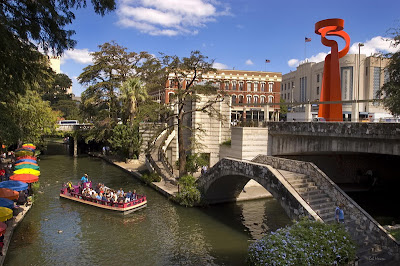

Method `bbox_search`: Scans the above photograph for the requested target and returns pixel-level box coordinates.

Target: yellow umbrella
[13,168,40,176]
[0,207,13,222]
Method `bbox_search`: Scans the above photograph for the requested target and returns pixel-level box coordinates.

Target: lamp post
[357,43,364,121]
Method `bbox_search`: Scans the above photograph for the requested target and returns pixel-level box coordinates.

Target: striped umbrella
[10,174,39,183]
[0,207,13,222]
[16,156,37,161]
[0,188,19,200]
[15,162,38,167]
[22,143,36,150]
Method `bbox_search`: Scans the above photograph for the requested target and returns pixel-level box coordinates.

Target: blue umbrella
[0,180,28,191]
[15,159,37,164]
[0,198,14,209]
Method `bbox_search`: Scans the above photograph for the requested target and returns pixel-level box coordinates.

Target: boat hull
[60,193,147,215]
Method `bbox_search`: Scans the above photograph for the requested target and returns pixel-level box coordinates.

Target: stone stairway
[277,169,397,265]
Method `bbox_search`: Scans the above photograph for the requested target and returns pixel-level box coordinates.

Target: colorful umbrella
[0,207,13,222]
[13,169,40,176]
[0,198,14,209]
[15,150,34,157]
[15,147,35,152]
[14,164,40,171]
[0,181,28,191]
[16,156,37,161]
[22,143,36,150]
[15,159,37,164]
[15,162,38,167]
[0,188,19,200]
[0,222,7,235]
[10,174,39,183]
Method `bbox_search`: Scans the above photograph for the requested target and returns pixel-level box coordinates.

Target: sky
[58,0,400,96]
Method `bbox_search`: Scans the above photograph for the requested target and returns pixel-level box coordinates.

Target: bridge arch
[197,158,320,221]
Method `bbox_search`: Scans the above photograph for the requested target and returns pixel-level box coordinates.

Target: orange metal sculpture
[315,19,350,121]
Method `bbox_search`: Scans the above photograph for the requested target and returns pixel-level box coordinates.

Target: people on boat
[81,174,89,183]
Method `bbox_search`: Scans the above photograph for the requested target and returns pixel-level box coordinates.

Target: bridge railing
[252,155,399,256]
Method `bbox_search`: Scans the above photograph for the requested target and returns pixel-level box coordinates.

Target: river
[4,143,291,265]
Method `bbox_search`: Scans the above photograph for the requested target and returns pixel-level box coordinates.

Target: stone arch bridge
[197,156,399,264]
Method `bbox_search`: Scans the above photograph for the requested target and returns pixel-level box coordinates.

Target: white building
[281,54,391,121]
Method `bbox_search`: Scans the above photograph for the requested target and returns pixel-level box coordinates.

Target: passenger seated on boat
[96,193,102,202]
[117,194,124,203]
[101,194,107,202]
[117,188,124,196]
[126,191,132,200]
[132,190,137,200]
[81,174,89,183]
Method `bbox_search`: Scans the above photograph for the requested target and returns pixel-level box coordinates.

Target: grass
[389,228,400,241]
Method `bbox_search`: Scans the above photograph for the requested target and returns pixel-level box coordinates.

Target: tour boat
[59,182,147,215]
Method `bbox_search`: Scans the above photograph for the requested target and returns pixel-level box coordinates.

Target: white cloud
[349,36,399,56]
[213,62,228,69]
[62,49,93,64]
[117,0,230,36]
[245,59,253,65]
[288,59,299,67]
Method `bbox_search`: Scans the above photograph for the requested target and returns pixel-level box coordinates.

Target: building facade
[151,69,282,123]
[281,54,390,121]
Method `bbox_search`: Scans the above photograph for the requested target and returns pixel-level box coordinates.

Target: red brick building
[150,69,282,122]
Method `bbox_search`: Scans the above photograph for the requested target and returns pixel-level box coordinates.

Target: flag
[265,59,270,63]
[305,37,311,42]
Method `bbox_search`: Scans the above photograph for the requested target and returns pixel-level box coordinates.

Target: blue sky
[59,0,400,96]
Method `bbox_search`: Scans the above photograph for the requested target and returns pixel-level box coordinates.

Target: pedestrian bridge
[197,155,399,264]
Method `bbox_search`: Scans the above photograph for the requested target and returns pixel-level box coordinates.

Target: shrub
[175,175,201,207]
[247,218,356,266]
[142,172,161,184]
[221,139,231,146]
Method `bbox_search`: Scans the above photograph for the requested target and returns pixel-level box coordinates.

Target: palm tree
[120,77,148,125]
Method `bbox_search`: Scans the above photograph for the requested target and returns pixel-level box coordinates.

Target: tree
[0,90,58,146]
[42,73,73,105]
[120,77,148,125]
[378,28,400,115]
[52,99,81,120]
[0,0,116,100]
[109,124,140,159]
[161,51,225,177]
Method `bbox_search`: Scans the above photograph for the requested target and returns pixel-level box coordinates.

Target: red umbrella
[16,156,37,161]
[0,222,7,236]
[10,174,39,183]
[0,188,19,200]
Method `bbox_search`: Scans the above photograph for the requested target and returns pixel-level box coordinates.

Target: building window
[260,83,265,92]
[341,66,353,103]
[268,82,273,92]
[317,74,320,83]
[317,86,320,95]
[238,95,244,103]
[239,81,244,91]
[232,80,237,90]
[169,80,174,88]
[231,95,237,104]
[225,81,230,90]
[373,67,381,100]
[268,95,274,103]
[384,68,389,84]
[247,95,252,103]
[300,77,307,102]
[254,96,259,104]
[288,92,290,102]
[284,83,286,91]
[254,82,258,92]
[260,96,265,103]
[247,82,252,91]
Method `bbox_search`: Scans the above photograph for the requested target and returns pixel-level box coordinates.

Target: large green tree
[378,28,400,115]
[161,51,225,177]
[0,90,58,146]
[120,77,148,125]
[0,0,116,100]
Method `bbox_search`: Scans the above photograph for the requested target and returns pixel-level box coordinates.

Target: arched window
[254,96,259,104]
[268,95,274,103]
[268,82,274,92]
[231,95,237,104]
[238,95,244,103]
[247,95,252,103]
[247,82,252,91]
[260,96,265,103]
[254,82,258,92]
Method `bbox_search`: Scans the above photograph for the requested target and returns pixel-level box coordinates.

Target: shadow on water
[5,141,292,266]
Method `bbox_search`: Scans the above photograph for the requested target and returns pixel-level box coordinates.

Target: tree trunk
[177,115,187,178]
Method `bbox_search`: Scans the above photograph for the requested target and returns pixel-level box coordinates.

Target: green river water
[4,143,291,265]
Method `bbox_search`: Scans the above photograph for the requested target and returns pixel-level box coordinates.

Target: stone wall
[252,155,400,258]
